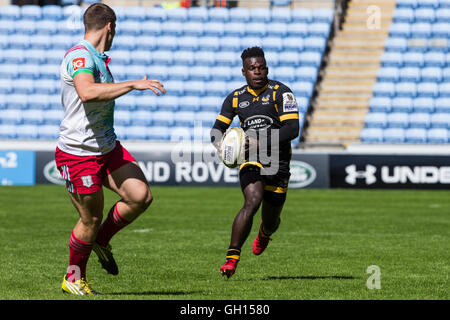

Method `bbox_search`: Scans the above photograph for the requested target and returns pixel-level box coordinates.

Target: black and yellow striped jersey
[215,79,299,133]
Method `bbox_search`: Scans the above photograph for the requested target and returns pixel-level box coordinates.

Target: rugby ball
[220,127,246,168]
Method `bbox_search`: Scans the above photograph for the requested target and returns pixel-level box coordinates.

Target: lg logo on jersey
[72,58,85,71]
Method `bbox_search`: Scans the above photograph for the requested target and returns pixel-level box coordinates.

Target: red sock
[95,202,131,247]
[67,231,93,282]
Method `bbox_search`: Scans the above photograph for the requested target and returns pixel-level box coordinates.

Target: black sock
[226,247,241,261]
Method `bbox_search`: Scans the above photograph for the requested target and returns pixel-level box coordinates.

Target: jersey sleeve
[65,49,96,79]
[216,92,236,127]
[275,85,300,123]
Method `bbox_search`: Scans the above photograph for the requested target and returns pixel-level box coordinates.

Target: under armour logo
[345,165,377,185]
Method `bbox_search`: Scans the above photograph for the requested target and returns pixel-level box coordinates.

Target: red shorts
[55,141,136,194]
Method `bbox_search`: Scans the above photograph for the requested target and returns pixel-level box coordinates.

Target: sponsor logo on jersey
[81,175,94,188]
[282,92,298,112]
[243,115,273,130]
[238,101,250,109]
[72,58,85,71]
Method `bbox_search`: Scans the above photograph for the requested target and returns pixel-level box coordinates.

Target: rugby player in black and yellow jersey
[210,47,300,278]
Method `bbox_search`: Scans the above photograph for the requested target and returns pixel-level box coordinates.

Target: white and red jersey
[58,39,116,156]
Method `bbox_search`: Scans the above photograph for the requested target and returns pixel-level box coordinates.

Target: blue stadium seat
[313,8,333,23]
[304,36,327,52]
[442,67,450,82]
[373,82,395,97]
[387,112,409,128]
[246,22,267,37]
[113,35,136,51]
[36,19,59,36]
[145,6,166,22]
[118,21,141,37]
[393,7,414,23]
[412,97,435,113]
[151,111,175,126]
[298,51,322,67]
[202,22,225,37]
[194,51,216,66]
[215,51,238,67]
[381,52,403,67]
[417,0,439,9]
[288,22,309,37]
[369,97,392,112]
[206,80,227,96]
[37,124,59,140]
[27,94,50,110]
[427,128,448,143]
[208,7,229,22]
[123,7,146,22]
[361,127,384,143]
[365,112,387,128]
[278,51,300,67]
[220,36,241,51]
[417,82,438,98]
[240,36,263,51]
[409,112,430,128]
[13,79,34,94]
[421,67,442,82]
[21,5,42,20]
[163,81,184,97]
[114,110,132,126]
[175,111,196,127]
[282,36,303,52]
[396,0,417,9]
[199,96,222,112]
[399,67,420,82]
[396,82,417,97]
[402,52,424,67]
[184,80,206,96]
[16,124,39,139]
[391,97,413,113]
[115,95,136,110]
[0,79,12,94]
[147,126,170,141]
[430,113,450,128]
[266,22,288,37]
[273,66,296,82]
[189,66,210,81]
[229,7,250,22]
[18,64,40,80]
[126,126,149,140]
[0,20,16,35]
[435,97,450,113]
[271,8,292,23]
[291,8,312,23]
[431,22,450,37]
[166,7,188,22]
[178,95,200,112]
[3,49,25,64]
[224,22,246,37]
[151,50,174,65]
[0,124,16,138]
[198,36,220,51]
[308,22,331,37]
[134,95,158,111]
[0,5,21,21]
[0,108,22,124]
[378,67,400,82]
[295,66,318,82]
[383,128,405,143]
[405,128,427,143]
[424,51,446,67]
[170,126,192,142]
[296,96,310,113]
[177,36,199,51]
[438,83,450,97]
[250,7,271,23]
[414,8,435,22]
[195,111,217,127]
[385,37,408,52]
[182,21,205,37]
[435,8,450,22]
[173,50,195,66]
[141,21,161,36]
[389,22,411,37]
[211,66,232,81]
[291,81,314,97]
[188,6,209,22]
[131,110,152,126]
[0,64,19,79]
[168,65,190,81]
[156,35,179,51]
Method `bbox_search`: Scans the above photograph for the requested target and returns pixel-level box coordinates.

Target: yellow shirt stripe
[280,113,299,122]
[217,115,232,125]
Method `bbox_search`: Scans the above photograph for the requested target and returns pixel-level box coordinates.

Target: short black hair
[83,3,116,31]
[241,46,265,63]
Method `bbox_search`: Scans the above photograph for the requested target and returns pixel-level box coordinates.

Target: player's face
[242,57,269,90]
[105,21,116,51]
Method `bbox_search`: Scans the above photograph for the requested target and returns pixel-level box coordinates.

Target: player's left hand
[133,76,166,96]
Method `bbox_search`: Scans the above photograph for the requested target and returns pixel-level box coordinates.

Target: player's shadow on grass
[262,275,357,280]
[107,290,201,296]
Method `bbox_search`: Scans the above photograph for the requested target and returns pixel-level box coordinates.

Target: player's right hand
[133,75,166,96]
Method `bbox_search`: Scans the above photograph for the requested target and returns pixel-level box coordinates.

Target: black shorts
[239,162,290,206]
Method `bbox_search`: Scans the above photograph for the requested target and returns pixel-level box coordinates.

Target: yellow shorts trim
[264,185,288,194]
[239,162,263,171]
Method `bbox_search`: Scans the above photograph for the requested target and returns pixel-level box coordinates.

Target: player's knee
[243,193,263,214]
[264,191,286,207]
[131,186,153,214]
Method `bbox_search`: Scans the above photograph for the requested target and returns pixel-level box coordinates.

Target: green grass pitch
[0,185,448,300]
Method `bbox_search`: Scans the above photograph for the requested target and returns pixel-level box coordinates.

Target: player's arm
[210,93,235,151]
[276,89,300,143]
[74,73,165,103]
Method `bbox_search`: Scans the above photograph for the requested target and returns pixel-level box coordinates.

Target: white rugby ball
[220,127,246,168]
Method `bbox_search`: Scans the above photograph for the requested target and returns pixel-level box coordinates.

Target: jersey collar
[80,39,109,61]
[246,83,269,97]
